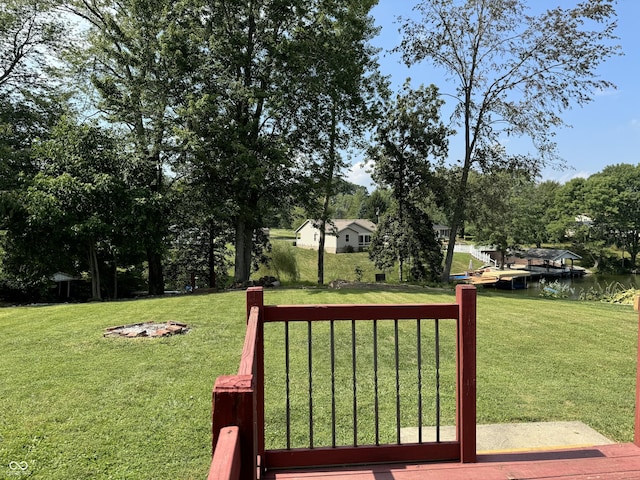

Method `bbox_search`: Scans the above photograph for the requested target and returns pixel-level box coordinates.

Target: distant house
[567,214,594,237]
[295,219,377,253]
[433,224,451,241]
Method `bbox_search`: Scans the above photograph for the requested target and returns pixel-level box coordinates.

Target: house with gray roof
[295,219,376,253]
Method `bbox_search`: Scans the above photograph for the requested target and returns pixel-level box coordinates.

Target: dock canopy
[513,248,582,263]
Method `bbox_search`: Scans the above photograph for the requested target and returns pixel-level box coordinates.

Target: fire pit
[104,321,189,338]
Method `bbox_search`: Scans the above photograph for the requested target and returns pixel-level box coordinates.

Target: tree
[175,0,306,285]
[0,93,65,194]
[0,0,67,93]
[467,167,532,267]
[2,119,131,299]
[67,0,185,295]
[265,0,383,285]
[397,0,621,281]
[177,0,383,285]
[368,82,449,281]
[369,201,443,282]
[164,180,234,291]
[515,180,560,248]
[360,188,391,223]
[0,0,69,212]
[331,184,369,219]
[585,164,640,268]
[547,177,589,243]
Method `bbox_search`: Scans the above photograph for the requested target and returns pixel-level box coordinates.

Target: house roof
[295,219,377,234]
[514,248,582,262]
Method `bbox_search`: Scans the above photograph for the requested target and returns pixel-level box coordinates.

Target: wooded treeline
[0,0,621,300]
[330,163,640,277]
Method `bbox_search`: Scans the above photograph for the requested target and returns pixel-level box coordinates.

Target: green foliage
[468,167,538,263]
[578,281,639,304]
[360,188,392,223]
[354,265,364,282]
[1,118,135,299]
[369,202,443,282]
[584,164,640,267]
[68,0,181,294]
[368,82,449,282]
[0,0,69,93]
[398,0,621,281]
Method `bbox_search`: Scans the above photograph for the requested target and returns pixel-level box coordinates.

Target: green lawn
[1,289,638,478]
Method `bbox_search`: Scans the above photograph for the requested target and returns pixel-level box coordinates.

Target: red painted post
[246,287,264,323]
[635,308,640,447]
[456,284,477,463]
[212,375,255,479]
[245,287,265,472]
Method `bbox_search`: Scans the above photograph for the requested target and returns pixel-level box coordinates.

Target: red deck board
[265,443,640,480]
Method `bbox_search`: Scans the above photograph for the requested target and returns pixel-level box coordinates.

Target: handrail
[209,285,476,479]
[238,306,260,376]
[260,285,476,470]
[207,427,241,480]
[262,303,460,322]
[209,302,263,480]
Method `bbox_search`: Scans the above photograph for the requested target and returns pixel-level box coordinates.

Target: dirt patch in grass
[103,321,189,338]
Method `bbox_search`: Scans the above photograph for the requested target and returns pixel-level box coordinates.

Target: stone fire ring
[104,321,189,338]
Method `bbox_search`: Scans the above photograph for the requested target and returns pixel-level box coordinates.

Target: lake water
[493,273,640,299]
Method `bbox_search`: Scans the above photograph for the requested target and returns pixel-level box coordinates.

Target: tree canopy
[0,0,632,301]
[397,0,621,281]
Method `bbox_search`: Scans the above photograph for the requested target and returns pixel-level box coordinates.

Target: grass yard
[1,288,638,478]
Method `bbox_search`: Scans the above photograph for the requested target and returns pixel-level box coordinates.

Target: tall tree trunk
[317,103,338,286]
[147,249,164,295]
[88,243,102,300]
[441,152,473,282]
[317,219,327,285]
[234,217,253,284]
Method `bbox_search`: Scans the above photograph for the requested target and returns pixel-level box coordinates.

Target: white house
[295,219,377,253]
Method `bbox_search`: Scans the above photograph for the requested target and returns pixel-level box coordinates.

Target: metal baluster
[417,319,423,444]
[352,319,358,447]
[330,320,336,448]
[308,320,314,448]
[435,318,441,443]
[395,319,400,444]
[285,322,291,449]
[373,319,379,445]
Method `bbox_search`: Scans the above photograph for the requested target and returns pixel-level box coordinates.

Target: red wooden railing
[208,285,477,479]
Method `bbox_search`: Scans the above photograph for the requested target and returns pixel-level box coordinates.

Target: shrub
[354,265,363,282]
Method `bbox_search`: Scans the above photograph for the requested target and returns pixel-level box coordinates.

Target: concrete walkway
[400,421,614,452]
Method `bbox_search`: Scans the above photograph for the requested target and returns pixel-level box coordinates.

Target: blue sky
[347,1,640,189]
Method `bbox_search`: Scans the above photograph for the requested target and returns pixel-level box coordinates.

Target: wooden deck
[207,287,640,480]
[266,443,640,480]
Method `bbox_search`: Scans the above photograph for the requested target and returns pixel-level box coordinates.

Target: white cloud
[346,160,376,191]
[541,168,591,184]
